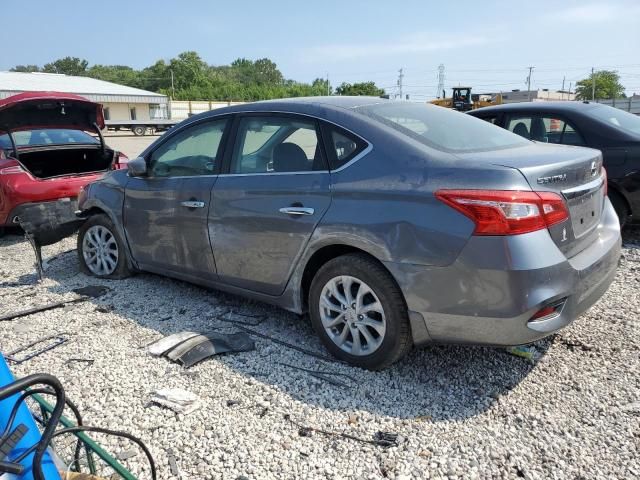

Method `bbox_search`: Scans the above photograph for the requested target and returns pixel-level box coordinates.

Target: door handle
[180,201,205,208]
[279,207,315,216]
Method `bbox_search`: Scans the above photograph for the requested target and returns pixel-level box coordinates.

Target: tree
[42,57,89,75]
[335,81,385,96]
[10,65,40,72]
[575,70,626,100]
[9,53,346,101]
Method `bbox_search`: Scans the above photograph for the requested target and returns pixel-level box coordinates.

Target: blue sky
[1,0,639,98]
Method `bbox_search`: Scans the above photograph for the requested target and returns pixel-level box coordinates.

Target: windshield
[0,129,98,149]
[587,104,640,136]
[356,102,530,152]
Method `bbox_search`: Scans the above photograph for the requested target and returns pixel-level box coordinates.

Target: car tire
[308,253,412,370]
[77,214,131,279]
[608,190,630,228]
[132,126,147,136]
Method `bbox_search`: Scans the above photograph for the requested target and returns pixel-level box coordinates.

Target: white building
[0,71,169,121]
[496,89,576,103]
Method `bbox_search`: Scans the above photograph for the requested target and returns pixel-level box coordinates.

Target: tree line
[10,52,385,101]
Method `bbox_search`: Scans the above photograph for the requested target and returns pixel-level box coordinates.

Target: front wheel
[77,214,131,279]
[132,126,147,136]
[308,253,412,370]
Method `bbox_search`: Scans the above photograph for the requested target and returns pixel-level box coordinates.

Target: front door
[210,114,331,295]
[124,118,229,281]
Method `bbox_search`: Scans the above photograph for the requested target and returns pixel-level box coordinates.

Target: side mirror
[127,157,148,177]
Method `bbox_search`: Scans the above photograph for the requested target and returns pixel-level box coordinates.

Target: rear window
[356,102,529,152]
[0,129,98,149]
[587,104,640,136]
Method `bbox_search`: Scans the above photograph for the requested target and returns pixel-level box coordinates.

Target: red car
[0,92,127,236]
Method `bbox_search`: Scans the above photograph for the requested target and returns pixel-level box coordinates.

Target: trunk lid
[456,143,605,257]
[0,92,105,132]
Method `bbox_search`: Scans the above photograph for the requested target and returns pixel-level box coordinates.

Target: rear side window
[322,125,368,170]
[230,116,325,174]
[506,115,585,146]
[477,115,499,125]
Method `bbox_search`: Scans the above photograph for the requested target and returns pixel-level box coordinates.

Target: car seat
[273,143,310,172]
[512,122,530,139]
[530,117,548,142]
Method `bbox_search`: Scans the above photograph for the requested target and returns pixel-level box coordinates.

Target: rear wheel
[77,214,131,279]
[309,253,412,370]
[609,190,630,228]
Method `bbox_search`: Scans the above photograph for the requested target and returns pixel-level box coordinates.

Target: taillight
[602,166,607,196]
[435,189,569,236]
[0,165,25,175]
[113,152,129,170]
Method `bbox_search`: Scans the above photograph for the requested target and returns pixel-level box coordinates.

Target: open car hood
[0,91,105,133]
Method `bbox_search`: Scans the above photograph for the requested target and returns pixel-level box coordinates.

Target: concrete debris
[150,388,201,415]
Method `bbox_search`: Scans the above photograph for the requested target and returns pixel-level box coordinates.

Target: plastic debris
[505,345,537,362]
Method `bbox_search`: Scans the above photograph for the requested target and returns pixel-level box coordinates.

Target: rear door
[210,114,331,295]
[124,118,229,281]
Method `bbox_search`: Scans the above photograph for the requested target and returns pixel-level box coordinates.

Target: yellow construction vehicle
[431,87,502,111]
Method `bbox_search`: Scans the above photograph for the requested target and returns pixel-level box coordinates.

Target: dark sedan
[469,101,640,226]
[76,97,620,369]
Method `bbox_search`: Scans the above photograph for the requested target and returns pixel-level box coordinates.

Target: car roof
[470,101,604,115]
[189,96,391,120]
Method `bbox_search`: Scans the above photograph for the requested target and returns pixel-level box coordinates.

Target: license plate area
[565,182,604,238]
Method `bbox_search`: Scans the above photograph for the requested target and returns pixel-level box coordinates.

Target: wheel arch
[78,199,137,270]
[299,243,407,314]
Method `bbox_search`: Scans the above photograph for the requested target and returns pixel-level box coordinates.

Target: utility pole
[326,72,330,96]
[170,69,175,98]
[436,64,445,99]
[397,68,404,100]
[526,66,534,101]
[591,67,596,100]
[562,76,565,100]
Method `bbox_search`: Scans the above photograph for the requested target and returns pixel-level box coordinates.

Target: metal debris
[5,335,68,365]
[283,414,399,448]
[277,362,356,388]
[0,286,110,322]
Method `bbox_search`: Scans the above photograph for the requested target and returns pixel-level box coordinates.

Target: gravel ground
[0,229,638,480]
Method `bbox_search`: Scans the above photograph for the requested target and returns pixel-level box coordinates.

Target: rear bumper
[385,198,622,346]
[6,198,84,245]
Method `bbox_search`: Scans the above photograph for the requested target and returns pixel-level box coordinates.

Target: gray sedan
[77,97,621,369]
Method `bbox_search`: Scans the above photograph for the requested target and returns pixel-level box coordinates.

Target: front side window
[231,116,325,173]
[357,102,528,153]
[149,119,227,177]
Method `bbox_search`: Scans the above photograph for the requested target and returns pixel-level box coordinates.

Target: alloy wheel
[82,225,119,276]
[319,275,387,356]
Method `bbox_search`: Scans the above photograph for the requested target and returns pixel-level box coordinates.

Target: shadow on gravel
[25,250,562,422]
